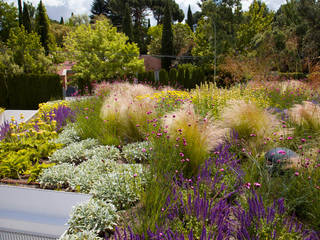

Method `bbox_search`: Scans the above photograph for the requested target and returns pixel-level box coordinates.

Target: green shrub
[169,68,178,86]
[159,69,169,86]
[59,231,103,240]
[177,68,185,87]
[5,74,62,110]
[38,163,75,189]
[54,123,81,146]
[279,72,307,80]
[184,67,191,89]
[67,199,118,234]
[121,141,151,163]
[49,139,99,164]
[90,164,147,210]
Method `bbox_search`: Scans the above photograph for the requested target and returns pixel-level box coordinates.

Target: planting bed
[0,80,320,239]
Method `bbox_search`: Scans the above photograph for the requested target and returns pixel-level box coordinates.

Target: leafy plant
[67,199,118,235]
[122,141,151,163]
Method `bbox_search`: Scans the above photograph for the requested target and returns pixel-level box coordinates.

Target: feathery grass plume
[220,100,280,146]
[288,101,320,131]
[100,83,157,143]
[163,103,228,175]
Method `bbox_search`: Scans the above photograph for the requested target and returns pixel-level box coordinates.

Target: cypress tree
[122,3,133,42]
[161,0,173,70]
[22,2,32,33]
[184,67,190,89]
[18,0,23,26]
[177,67,184,86]
[35,0,50,54]
[147,18,151,28]
[169,68,177,86]
[187,5,193,31]
[60,17,64,24]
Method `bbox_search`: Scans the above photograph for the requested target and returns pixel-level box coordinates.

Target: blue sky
[5,0,286,23]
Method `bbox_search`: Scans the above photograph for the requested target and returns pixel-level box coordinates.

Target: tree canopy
[63,18,144,82]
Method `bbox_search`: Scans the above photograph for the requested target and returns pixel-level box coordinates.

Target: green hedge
[278,72,307,80]
[0,74,62,110]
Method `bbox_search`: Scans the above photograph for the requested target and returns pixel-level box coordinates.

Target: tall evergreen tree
[35,0,50,54]
[18,0,23,26]
[147,18,151,28]
[187,5,193,30]
[161,0,173,70]
[22,2,32,33]
[122,2,133,42]
[60,17,64,24]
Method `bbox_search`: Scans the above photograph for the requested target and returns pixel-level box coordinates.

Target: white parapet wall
[0,110,39,126]
[0,185,91,239]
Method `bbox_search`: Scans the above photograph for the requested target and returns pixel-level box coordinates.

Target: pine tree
[187,5,193,31]
[18,0,23,26]
[22,2,32,33]
[60,17,64,24]
[122,3,133,42]
[35,0,50,54]
[161,0,173,70]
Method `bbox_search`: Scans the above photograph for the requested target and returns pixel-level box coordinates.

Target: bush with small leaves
[38,163,75,189]
[67,199,118,234]
[49,139,99,164]
[59,230,103,240]
[54,123,81,146]
[83,145,121,163]
[90,164,147,210]
[69,158,117,193]
[121,141,151,163]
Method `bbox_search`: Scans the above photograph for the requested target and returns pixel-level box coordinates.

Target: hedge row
[137,67,206,89]
[0,74,63,110]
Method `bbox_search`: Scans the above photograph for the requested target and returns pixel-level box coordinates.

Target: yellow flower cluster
[9,117,58,141]
[0,108,4,114]
[191,82,271,119]
[38,100,70,119]
[137,90,191,104]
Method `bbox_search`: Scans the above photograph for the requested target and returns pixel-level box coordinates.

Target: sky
[5,0,286,23]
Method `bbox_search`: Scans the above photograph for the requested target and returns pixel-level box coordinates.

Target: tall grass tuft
[288,101,320,131]
[220,100,280,148]
[163,103,227,176]
[100,83,157,143]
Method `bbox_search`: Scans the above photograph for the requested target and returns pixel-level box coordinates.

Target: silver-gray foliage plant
[67,199,118,234]
[122,141,151,163]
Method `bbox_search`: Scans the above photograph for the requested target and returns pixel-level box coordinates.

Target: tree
[63,18,144,82]
[35,0,50,54]
[187,5,193,30]
[23,2,32,33]
[161,1,173,70]
[7,26,53,73]
[60,17,64,24]
[67,14,89,26]
[200,0,243,54]
[148,23,193,56]
[236,0,274,52]
[122,3,133,42]
[18,0,23,26]
[150,0,184,24]
[0,1,18,42]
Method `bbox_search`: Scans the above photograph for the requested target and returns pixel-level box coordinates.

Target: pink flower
[179,152,184,157]
[133,173,138,177]
[244,183,251,189]
[219,168,224,172]
[142,148,146,152]
[287,136,293,140]
[277,150,286,155]
[254,182,261,188]
[250,133,256,137]
[294,172,299,176]
[172,115,176,118]
[85,116,88,119]
[136,124,140,127]
[301,138,306,143]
